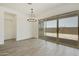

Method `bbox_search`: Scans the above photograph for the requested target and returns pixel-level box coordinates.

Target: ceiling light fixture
[27,3,37,22]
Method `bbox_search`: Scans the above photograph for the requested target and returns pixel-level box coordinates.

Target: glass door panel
[44,20,57,38]
[59,16,78,41]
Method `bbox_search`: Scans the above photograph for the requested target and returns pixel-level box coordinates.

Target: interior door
[4,12,16,40]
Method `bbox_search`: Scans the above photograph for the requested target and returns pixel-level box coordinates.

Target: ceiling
[0,3,79,19]
[0,3,63,16]
[0,3,61,13]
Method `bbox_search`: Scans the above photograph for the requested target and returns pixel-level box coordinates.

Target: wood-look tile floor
[0,39,79,56]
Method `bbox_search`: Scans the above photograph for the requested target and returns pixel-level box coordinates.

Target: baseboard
[5,38,16,40]
[29,37,37,39]
[16,37,37,41]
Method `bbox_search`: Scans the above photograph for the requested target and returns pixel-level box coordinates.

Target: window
[59,16,78,41]
[44,20,57,37]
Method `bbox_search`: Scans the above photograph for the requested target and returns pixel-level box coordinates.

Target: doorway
[4,12,16,47]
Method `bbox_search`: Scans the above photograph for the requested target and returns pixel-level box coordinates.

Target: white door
[4,12,16,40]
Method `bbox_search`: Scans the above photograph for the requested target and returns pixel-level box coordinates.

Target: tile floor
[0,39,79,56]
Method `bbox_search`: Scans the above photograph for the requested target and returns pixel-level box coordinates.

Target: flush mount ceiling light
[27,3,37,22]
[27,3,32,5]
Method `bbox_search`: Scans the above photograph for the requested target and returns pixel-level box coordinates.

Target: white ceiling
[0,3,63,15]
[0,3,79,19]
[0,3,61,13]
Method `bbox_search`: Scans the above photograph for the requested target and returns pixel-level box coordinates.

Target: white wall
[0,6,35,44]
[33,21,38,38]
[0,7,4,44]
[16,13,34,41]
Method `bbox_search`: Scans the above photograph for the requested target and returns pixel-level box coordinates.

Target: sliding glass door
[39,19,58,42]
[44,20,57,38]
[58,16,78,47]
[59,16,78,41]
[38,19,57,40]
